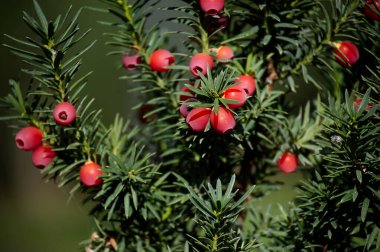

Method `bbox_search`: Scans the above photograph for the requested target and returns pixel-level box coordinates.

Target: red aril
[200,0,225,15]
[15,126,43,151]
[234,75,256,96]
[333,41,360,67]
[32,145,56,169]
[210,106,235,134]
[189,53,214,77]
[122,54,141,70]
[80,161,103,187]
[277,152,298,173]
[186,107,211,132]
[150,49,175,72]
[223,88,247,109]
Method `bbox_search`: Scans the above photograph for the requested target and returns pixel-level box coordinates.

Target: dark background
[0,1,301,251]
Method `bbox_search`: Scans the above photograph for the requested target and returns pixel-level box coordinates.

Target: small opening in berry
[167,57,175,65]
[127,64,136,69]
[59,111,68,120]
[16,139,24,147]
[207,9,218,16]
[193,66,203,75]
[36,164,45,169]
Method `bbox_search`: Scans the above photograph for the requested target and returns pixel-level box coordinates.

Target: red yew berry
[223,87,247,109]
[210,106,235,134]
[32,145,56,169]
[149,49,175,72]
[186,107,211,132]
[179,86,194,101]
[53,102,76,126]
[364,0,380,21]
[180,98,198,118]
[333,41,360,67]
[122,54,141,70]
[234,75,256,96]
[15,126,43,151]
[277,152,298,173]
[80,161,103,187]
[189,53,214,77]
[215,45,234,62]
[180,103,190,118]
[200,0,225,15]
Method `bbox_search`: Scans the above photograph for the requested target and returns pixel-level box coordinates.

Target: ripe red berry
[223,87,247,109]
[53,102,76,126]
[200,0,225,15]
[149,49,175,72]
[180,98,198,118]
[32,145,56,169]
[180,103,190,118]
[189,53,214,77]
[234,75,256,96]
[186,107,211,132]
[215,45,234,62]
[210,106,236,134]
[80,161,103,187]
[333,41,360,67]
[364,0,380,21]
[277,152,298,173]
[15,126,43,151]
[179,85,195,101]
[122,54,141,70]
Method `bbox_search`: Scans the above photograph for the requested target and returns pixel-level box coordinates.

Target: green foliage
[363,55,380,95]
[245,205,296,252]
[186,175,257,252]
[1,0,379,251]
[290,89,380,251]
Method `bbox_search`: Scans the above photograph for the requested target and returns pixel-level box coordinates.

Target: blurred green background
[0,1,303,251]
[0,1,131,251]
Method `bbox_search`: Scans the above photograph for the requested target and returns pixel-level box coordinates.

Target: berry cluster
[184,42,257,134]
[123,35,253,135]
[180,73,256,134]
[15,126,54,169]
[14,101,102,187]
[143,35,258,135]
